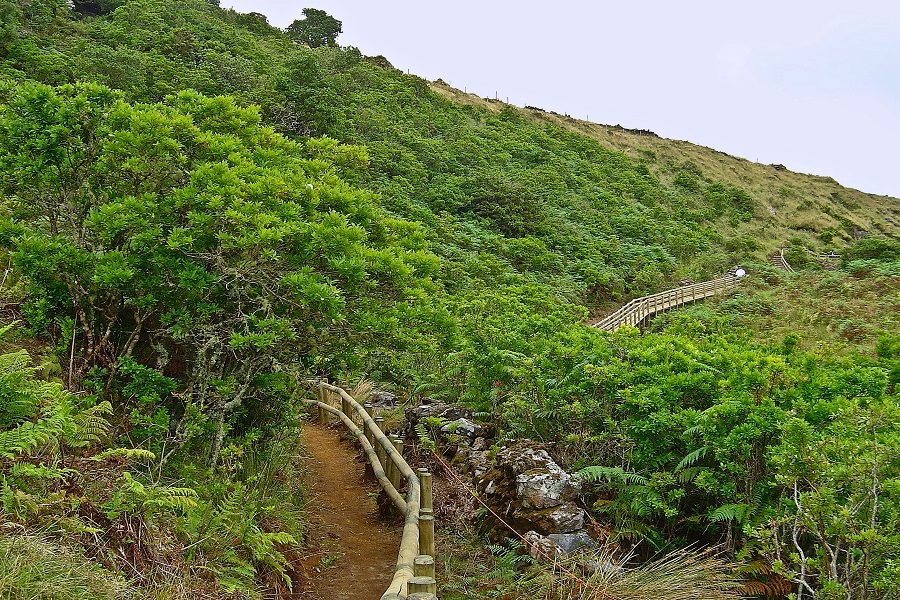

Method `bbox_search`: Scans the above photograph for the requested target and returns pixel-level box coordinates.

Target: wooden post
[364,402,374,418]
[414,554,435,578]
[419,509,435,557]
[376,436,387,477]
[316,387,326,424]
[317,388,327,425]
[418,468,433,511]
[341,395,351,420]
[408,576,437,594]
[389,436,403,491]
[371,416,385,448]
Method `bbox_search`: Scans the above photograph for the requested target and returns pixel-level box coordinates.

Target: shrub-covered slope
[0,2,898,599]
[5,0,896,311]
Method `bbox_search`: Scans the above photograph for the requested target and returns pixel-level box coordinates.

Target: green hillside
[8,0,896,311]
[0,2,897,599]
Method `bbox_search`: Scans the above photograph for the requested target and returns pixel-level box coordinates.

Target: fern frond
[578,465,649,486]
[0,421,57,458]
[0,320,20,341]
[9,462,77,481]
[676,446,709,471]
[709,503,749,523]
[677,466,707,483]
[67,401,112,447]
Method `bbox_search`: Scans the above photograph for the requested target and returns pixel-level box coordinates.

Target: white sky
[224,1,900,198]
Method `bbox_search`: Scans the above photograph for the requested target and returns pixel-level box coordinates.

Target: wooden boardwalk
[592,274,740,332]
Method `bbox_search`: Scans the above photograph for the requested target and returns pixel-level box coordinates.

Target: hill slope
[433,80,900,251]
[5,0,896,313]
[0,4,898,599]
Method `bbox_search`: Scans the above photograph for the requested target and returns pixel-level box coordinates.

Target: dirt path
[298,424,401,600]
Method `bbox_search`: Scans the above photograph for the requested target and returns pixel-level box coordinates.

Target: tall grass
[522,546,743,600]
[0,534,135,600]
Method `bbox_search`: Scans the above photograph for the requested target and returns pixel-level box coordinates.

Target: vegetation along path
[299,423,401,600]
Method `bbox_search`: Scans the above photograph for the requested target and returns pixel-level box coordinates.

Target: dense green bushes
[0,2,896,598]
[0,0,773,303]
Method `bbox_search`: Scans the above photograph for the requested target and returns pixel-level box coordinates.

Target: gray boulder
[440,417,480,438]
[369,391,397,407]
[497,446,580,510]
[547,531,596,553]
[516,502,586,534]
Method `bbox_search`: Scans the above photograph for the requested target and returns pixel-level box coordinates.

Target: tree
[286,8,342,48]
[0,81,438,467]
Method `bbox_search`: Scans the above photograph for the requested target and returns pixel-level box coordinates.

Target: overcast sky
[224,1,900,198]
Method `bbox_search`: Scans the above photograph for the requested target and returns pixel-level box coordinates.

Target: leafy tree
[286,8,342,48]
[0,81,438,467]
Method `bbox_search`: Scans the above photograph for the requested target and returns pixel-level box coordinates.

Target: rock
[547,531,596,553]
[523,531,563,560]
[472,437,487,451]
[440,418,480,438]
[369,391,397,407]
[463,450,490,479]
[516,470,579,510]
[582,557,623,577]
[516,503,586,534]
[405,401,470,426]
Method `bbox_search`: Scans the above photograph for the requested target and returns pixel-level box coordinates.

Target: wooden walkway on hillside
[770,248,794,272]
[592,274,740,332]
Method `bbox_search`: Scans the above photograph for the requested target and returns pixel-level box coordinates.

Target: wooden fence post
[419,509,435,557]
[371,416,384,448]
[414,554,435,578]
[418,468,433,511]
[364,402,374,418]
[389,436,403,491]
[376,439,387,477]
[408,576,437,594]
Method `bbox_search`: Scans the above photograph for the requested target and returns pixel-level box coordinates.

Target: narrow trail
[298,424,401,600]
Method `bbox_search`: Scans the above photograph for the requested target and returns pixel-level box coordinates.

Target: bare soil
[298,424,401,600]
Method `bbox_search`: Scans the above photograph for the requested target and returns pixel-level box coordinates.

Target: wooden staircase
[592,274,740,332]
[770,248,794,272]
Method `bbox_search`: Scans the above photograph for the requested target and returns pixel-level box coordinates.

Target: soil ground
[298,423,401,600]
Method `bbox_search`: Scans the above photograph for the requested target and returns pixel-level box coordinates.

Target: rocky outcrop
[479,443,587,537]
[403,402,595,554]
[369,390,397,408]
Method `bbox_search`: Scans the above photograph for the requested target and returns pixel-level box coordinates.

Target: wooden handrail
[593,274,739,332]
[778,248,795,273]
[304,381,435,599]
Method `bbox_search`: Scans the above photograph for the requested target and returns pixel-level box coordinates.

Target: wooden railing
[771,248,794,272]
[592,274,739,332]
[305,381,438,600]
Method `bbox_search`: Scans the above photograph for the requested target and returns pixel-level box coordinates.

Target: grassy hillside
[7,0,896,314]
[0,2,898,599]
[433,80,900,256]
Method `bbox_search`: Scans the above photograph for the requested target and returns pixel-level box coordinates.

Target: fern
[67,401,112,447]
[708,503,750,524]
[578,465,649,486]
[677,466,706,483]
[103,472,199,519]
[9,463,76,481]
[675,446,709,471]
[415,422,436,450]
